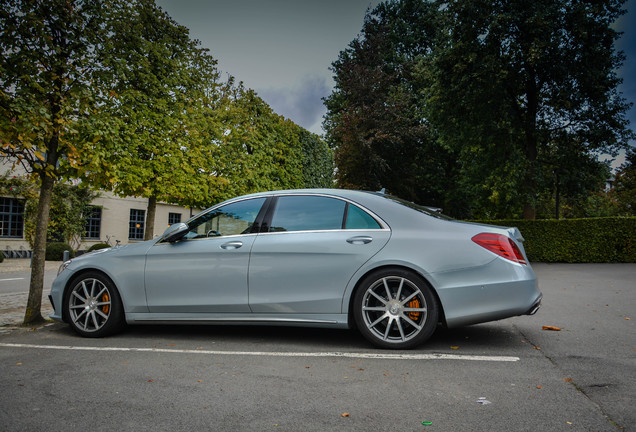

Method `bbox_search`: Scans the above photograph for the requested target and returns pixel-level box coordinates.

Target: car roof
[228,188,446,230]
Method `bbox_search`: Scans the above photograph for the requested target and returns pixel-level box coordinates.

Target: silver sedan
[49,189,542,349]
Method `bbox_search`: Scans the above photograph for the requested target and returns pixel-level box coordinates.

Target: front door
[144,197,266,313]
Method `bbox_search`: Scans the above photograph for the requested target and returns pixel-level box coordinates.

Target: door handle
[346,236,373,245]
[220,241,243,250]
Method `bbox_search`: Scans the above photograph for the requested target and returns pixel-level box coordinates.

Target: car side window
[184,198,266,239]
[346,204,382,229]
[269,196,346,232]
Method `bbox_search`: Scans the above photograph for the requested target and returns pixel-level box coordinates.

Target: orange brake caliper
[102,292,110,314]
[408,298,420,320]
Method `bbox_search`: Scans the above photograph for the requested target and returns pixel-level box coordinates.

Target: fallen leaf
[450,346,459,350]
[567,422,573,425]
[383,373,389,376]
[536,385,542,389]
[197,380,203,383]
[341,413,350,418]
[358,368,365,371]
[563,378,572,382]
[196,347,203,350]
[147,379,154,382]
[534,346,541,350]
[16,363,22,366]
[542,325,562,331]
[305,366,310,369]
[625,317,631,320]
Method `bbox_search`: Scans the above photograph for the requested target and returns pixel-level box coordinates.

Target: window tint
[185,198,265,239]
[270,196,346,232]
[346,204,381,229]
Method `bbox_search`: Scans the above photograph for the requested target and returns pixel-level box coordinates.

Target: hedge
[472,217,636,263]
[45,242,75,261]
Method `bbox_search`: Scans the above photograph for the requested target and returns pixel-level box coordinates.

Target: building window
[129,209,145,240]
[84,206,102,239]
[0,197,25,238]
[168,212,182,226]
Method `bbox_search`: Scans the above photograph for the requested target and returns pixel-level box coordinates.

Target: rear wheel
[353,269,438,349]
[65,272,125,337]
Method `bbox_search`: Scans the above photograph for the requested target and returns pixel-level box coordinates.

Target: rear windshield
[375,193,454,221]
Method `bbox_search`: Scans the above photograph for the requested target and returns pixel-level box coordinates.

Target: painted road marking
[0,343,520,362]
[0,278,24,282]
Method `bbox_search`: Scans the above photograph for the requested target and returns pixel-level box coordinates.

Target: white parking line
[0,278,24,282]
[0,343,520,361]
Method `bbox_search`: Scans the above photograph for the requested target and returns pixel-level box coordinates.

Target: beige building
[1,162,199,257]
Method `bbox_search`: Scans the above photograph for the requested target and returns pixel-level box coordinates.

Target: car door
[144,197,267,313]
[248,195,391,314]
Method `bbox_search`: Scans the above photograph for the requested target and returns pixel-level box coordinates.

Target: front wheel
[64,272,125,337]
[353,269,439,349]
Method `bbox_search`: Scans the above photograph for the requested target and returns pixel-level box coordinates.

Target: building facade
[1,163,199,257]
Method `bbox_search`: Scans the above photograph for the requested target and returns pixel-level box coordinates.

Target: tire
[64,272,125,338]
[353,268,438,349]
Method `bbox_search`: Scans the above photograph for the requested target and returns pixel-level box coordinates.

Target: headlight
[57,260,72,276]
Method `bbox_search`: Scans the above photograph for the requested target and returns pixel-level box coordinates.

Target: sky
[156,0,635,163]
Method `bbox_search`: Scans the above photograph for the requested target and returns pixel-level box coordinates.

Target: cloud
[256,75,330,135]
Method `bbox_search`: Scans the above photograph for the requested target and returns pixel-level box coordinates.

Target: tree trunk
[144,195,157,241]
[23,174,55,325]
[522,67,539,220]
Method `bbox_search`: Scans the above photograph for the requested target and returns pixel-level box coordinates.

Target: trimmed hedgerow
[471,217,636,263]
[45,242,75,261]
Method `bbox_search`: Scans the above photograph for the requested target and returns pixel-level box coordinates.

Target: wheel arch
[346,264,447,329]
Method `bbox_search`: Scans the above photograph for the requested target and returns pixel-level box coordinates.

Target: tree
[324,0,456,207]
[1,0,108,324]
[78,0,221,240]
[613,148,636,215]
[424,0,634,219]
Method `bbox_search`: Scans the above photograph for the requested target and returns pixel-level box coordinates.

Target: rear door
[248,195,390,313]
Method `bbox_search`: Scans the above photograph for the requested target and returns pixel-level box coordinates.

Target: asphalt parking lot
[0,263,634,431]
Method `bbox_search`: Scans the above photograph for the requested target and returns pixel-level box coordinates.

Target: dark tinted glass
[346,204,381,229]
[270,196,346,232]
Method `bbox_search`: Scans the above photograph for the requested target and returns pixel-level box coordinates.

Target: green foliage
[86,243,110,252]
[45,242,75,261]
[205,84,333,205]
[612,149,636,215]
[423,0,634,219]
[324,0,456,207]
[325,0,634,219]
[476,218,636,263]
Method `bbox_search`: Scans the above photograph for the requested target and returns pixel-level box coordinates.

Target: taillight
[471,233,528,265]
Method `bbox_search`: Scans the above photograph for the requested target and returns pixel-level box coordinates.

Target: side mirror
[161,222,189,243]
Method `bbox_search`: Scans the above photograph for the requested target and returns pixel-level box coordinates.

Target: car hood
[72,239,157,263]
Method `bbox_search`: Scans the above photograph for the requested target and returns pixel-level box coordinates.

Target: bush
[87,243,110,252]
[0,252,4,263]
[472,217,636,263]
[45,242,75,261]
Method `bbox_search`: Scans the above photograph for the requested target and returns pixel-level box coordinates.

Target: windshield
[374,193,455,221]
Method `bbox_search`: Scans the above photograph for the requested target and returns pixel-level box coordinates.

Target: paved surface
[0,262,634,431]
[0,259,60,330]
